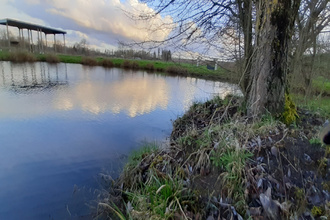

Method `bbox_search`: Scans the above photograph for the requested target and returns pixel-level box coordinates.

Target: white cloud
[0,0,174,50]
[45,0,173,42]
[25,0,40,4]
[0,0,45,25]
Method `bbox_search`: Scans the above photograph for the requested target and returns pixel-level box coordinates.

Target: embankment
[97,96,330,219]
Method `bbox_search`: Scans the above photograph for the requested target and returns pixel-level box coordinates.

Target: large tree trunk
[246,0,300,117]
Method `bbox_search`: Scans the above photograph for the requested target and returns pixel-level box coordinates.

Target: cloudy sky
[0,0,173,51]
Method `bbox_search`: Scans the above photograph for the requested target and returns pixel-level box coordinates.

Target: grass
[125,173,193,219]
[292,93,330,117]
[125,143,158,170]
[312,76,330,95]
[105,93,330,219]
[211,146,252,213]
[0,50,236,81]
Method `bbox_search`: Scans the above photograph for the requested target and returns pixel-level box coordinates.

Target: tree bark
[246,0,300,117]
[237,0,253,96]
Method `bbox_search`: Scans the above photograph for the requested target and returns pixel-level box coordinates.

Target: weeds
[131,61,139,70]
[126,173,192,219]
[81,56,98,66]
[105,95,329,219]
[121,60,131,69]
[100,58,114,68]
[166,66,188,75]
[210,139,252,214]
[45,54,60,63]
[118,143,158,190]
[144,63,155,71]
[7,51,36,62]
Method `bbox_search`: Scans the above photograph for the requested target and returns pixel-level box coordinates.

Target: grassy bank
[0,50,234,82]
[99,96,329,219]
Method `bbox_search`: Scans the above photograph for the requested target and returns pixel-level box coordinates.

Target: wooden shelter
[0,18,67,53]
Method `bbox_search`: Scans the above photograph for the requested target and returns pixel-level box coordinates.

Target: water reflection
[0,61,242,220]
[0,63,242,120]
[54,77,169,117]
[0,62,68,92]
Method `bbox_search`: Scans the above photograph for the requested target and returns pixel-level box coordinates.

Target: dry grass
[45,54,60,63]
[121,60,131,69]
[166,66,188,75]
[131,61,139,70]
[100,58,114,68]
[7,51,37,63]
[145,63,155,71]
[81,56,98,66]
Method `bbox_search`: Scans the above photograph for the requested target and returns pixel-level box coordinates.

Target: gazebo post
[22,29,25,49]
[45,33,47,51]
[63,34,66,54]
[54,34,56,53]
[37,29,40,52]
[40,29,44,53]
[27,29,31,52]
[30,30,33,52]
[6,21,10,48]
[18,28,21,48]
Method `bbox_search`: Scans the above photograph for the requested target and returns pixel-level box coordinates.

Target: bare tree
[131,1,330,116]
[291,0,330,96]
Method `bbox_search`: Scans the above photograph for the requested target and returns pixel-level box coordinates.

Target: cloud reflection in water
[54,77,169,117]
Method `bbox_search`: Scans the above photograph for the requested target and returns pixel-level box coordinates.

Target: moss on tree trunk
[246,0,300,117]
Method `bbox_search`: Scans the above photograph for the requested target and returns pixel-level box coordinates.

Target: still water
[0,61,241,219]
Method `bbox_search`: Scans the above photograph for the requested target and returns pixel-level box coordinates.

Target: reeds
[121,60,131,69]
[45,54,60,63]
[7,51,37,63]
[81,56,98,66]
[99,58,114,68]
[166,66,188,75]
[144,63,155,71]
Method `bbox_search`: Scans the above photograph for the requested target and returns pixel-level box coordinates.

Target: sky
[0,0,173,51]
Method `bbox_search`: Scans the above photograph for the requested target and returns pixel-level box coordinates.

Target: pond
[0,61,241,220]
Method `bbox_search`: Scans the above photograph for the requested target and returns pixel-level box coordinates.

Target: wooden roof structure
[0,18,66,34]
[0,18,66,53]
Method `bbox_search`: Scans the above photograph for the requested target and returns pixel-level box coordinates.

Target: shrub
[166,66,188,75]
[81,56,98,66]
[8,51,36,63]
[156,67,165,72]
[131,61,139,70]
[100,58,114,68]
[121,60,131,69]
[145,63,155,71]
[45,54,60,63]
